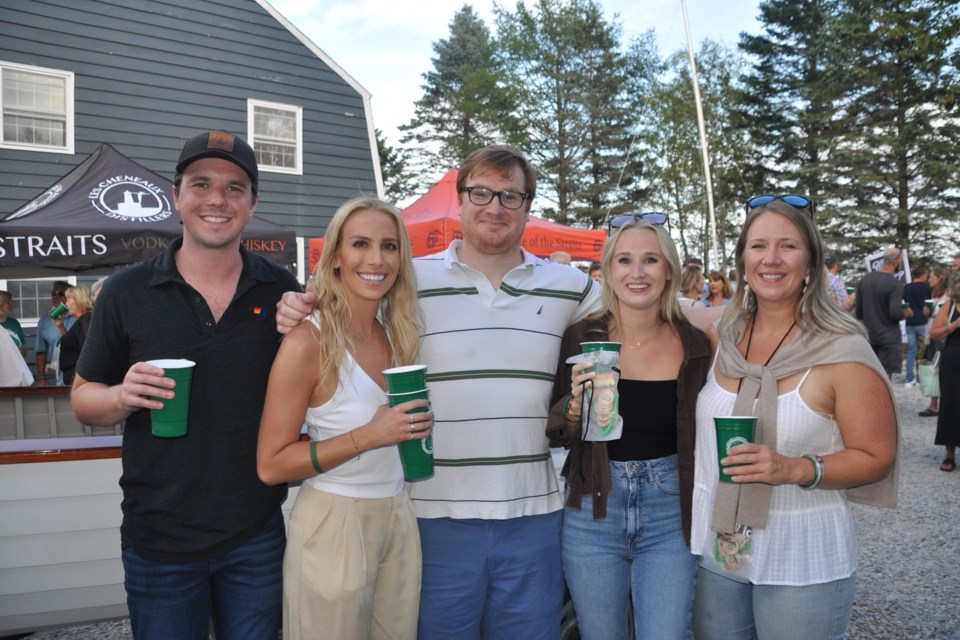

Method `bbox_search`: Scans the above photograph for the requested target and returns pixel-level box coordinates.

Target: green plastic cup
[50,302,69,319]
[845,287,855,296]
[715,416,757,483]
[386,387,434,480]
[902,301,910,311]
[925,299,937,315]
[147,359,196,438]
[580,341,622,353]
[383,365,428,394]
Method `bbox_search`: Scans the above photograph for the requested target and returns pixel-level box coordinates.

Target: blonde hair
[310,196,421,387]
[722,200,865,337]
[65,285,94,315]
[679,265,704,297]
[594,221,687,332]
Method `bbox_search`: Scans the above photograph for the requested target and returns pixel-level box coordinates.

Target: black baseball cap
[176,130,258,185]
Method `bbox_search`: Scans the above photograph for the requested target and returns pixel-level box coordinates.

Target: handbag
[918,351,940,398]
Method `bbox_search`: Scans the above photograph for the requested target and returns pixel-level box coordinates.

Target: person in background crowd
[919,266,950,417]
[0,290,26,358]
[34,281,76,385]
[547,217,711,639]
[678,264,705,307]
[952,253,960,272]
[55,285,94,386]
[824,254,855,311]
[902,266,932,386]
[930,273,960,471]
[704,270,734,308]
[728,269,738,293]
[550,250,573,264]
[691,195,898,639]
[588,261,603,284]
[257,197,429,640]
[91,276,109,302]
[855,247,912,380]
[276,144,602,640]
[72,130,299,639]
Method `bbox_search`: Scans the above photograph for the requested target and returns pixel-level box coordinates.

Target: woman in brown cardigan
[547,217,712,640]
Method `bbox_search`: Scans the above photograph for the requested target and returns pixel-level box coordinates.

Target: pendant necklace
[737,313,796,391]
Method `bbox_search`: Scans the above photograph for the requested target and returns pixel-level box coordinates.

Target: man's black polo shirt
[77,238,300,562]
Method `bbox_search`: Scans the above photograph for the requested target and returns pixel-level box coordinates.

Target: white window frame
[0,60,75,154]
[247,98,302,175]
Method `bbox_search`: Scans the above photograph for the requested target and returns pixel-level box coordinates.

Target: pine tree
[495,0,643,226]
[375,129,417,205]
[400,5,520,176]
[828,0,960,259]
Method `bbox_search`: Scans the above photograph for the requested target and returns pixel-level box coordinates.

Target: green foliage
[375,129,417,205]
[393,0,960,266]
[495,0,649,227]
[400,5,522,176]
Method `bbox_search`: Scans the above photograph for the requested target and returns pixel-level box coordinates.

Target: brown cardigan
[546,314,712,546]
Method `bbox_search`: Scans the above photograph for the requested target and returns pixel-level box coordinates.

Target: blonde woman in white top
[257,196,432,640]
[690,195,898,640]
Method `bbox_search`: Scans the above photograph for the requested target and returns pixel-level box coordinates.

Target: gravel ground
[20,384,960,640]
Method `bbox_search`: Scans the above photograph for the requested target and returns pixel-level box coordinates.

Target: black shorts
[872,342,902,375]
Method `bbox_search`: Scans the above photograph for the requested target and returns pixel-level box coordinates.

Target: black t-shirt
[77,239,300,562]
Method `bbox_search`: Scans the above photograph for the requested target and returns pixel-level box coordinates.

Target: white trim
[247,98,303,175]
[0,60,74,154]
[253,0,384,197]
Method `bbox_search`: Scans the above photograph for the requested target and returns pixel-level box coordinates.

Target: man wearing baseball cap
[73,130,300,639]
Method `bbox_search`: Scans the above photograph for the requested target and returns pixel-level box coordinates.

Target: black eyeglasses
[609,212,669,230]
[50,290,66,296]
[458,186,530,210]
[744,194,815,216]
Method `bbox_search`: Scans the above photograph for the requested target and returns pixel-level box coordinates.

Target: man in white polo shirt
[278,145,600,639]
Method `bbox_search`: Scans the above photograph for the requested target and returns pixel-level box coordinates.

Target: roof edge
[254,0,371,101]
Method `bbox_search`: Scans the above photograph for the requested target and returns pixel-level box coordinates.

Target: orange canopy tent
[308,169,606,273]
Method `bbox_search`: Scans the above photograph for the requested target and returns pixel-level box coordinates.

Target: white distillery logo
[9,185,64,219]
[89,175,172,222]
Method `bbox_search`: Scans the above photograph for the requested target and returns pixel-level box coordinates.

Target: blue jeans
[562,456,697,640]
[905,324,926,382]
[692,566,856,640]
[417,512,564,640]
[122,510,284,640]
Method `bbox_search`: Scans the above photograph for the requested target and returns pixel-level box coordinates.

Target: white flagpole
[680,0,719,266]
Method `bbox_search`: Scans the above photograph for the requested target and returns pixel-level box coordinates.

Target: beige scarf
[711,316,900,533]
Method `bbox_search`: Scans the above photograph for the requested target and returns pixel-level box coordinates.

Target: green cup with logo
[147,359,196,438]
[386,387,434,481]
[50,302,69,319]
[715,416,757,483]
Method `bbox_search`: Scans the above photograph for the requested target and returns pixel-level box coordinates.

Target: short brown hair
[457,145,537,203]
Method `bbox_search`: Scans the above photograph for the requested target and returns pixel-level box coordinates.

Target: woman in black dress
[931,274,960,471]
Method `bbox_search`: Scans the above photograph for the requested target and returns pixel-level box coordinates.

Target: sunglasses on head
[51,290,66,296]
[608,212,669,230]
[744,194,815,216]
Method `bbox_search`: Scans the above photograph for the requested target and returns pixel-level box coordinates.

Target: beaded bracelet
[799,454,824,491]
[309,440,324,475]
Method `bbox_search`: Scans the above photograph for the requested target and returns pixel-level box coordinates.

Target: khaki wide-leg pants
[283,484,421,640]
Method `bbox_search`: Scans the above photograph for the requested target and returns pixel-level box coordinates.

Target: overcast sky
[270,0,763,144]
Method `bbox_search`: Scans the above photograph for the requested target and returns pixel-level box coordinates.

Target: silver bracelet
[800,454,824,491]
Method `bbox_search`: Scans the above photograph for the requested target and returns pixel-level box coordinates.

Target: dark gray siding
[0,0,379,245]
